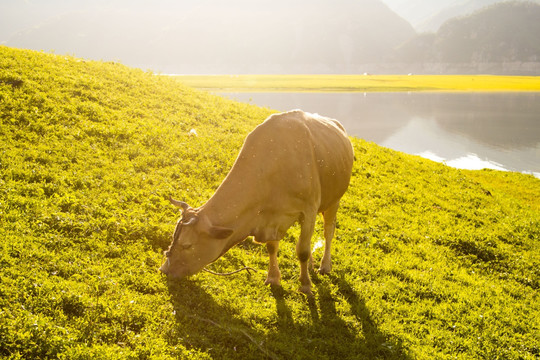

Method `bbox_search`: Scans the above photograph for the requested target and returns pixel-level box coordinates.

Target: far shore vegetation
[172,74,540,92]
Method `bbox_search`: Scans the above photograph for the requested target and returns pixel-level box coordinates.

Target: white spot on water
[416,151,508,172]
[416,151,445,163]
[446,154,506,171]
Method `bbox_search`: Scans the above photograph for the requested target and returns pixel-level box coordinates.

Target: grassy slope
[1,46,539,359]
[174,74,540,92]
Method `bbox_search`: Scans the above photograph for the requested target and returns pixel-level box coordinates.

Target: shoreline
[168,74,540,93]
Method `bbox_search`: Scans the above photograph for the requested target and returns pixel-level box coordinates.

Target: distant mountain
[396,2,540,67]
[382,0,540,32]
[4,0,415,74]
[419,0,540,33]
[381,0,463,31]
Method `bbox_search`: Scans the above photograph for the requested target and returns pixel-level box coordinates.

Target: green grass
[1,46,539,359]
[173,74,540,92]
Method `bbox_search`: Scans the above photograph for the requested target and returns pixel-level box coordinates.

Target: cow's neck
[200,180,263,243]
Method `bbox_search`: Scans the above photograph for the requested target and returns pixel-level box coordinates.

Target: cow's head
[159,198,234,279]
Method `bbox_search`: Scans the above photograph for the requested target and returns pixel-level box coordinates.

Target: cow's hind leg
[265,240,281,286]
[320,201,340,275]
[297,212,317,295]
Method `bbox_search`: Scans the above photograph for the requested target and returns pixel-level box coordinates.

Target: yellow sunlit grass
[174,74,540,92]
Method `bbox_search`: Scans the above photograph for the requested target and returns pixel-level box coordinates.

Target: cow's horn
[169,196,190,211]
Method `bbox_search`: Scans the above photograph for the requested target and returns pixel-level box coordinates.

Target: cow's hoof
[298,284,313,296]
[318,265,332,275]
[265,277,281,286]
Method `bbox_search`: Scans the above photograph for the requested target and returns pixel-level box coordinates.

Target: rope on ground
[202,266,257,276]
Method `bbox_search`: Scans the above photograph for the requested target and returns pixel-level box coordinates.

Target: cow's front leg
[297,213,316,295]
[265,240,281,286]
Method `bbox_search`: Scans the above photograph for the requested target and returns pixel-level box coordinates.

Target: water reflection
[221,92,540,177]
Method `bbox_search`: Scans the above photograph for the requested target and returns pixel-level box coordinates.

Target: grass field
[1,46,539,359]
[173,74,540,92]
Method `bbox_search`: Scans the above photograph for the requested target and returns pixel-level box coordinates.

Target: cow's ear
[209,226,234,239]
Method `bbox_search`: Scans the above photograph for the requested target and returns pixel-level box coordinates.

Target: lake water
[220,92,540,178]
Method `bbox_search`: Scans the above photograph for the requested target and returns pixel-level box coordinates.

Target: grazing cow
[160,110,354,294]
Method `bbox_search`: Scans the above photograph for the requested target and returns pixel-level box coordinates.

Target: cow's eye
[182,243,192,250]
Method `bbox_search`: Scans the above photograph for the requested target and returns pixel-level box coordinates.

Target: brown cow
[160,110,354,294]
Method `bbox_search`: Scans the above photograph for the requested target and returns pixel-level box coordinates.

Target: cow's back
[239,110,354,213]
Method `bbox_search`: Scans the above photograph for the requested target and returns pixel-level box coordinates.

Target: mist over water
[221,92,540,177]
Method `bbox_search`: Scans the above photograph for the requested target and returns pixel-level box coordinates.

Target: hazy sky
[3,0,538,74]
[1,0,200,40]
[1,0,417,73]
[3,0,533,41]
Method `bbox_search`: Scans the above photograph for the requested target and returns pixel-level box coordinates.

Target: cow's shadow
[268,273,411,359]
[167,273,411,360]
[167,278,282,360]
